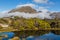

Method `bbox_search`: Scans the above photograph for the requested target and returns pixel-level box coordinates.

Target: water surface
[0,30,60,40]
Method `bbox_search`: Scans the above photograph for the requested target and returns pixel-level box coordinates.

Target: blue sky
[0,0,60,12]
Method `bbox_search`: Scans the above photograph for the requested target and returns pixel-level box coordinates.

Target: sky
[0,0,60,12]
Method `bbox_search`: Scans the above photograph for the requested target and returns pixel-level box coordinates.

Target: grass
[0,28,60,32]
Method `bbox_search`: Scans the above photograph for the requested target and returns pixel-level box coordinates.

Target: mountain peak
[9,6,37,13]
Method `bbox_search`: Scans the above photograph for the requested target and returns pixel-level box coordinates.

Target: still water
[0,30,60,40]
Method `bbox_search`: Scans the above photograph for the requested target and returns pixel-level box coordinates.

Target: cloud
[38,7,49,12]
[33,0,54,5]
[33,0,48,3]
[0,3,52,19]
[16,3,36,8]
[13,3,52,19]
[1,10,10,13]
[0,10,10,18]
[0,11,52,19]
[37,7,51,19]
[16,3,50,12]
[6,12,51,19]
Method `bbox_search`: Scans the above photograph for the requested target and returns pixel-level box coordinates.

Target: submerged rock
[10,36,20,40]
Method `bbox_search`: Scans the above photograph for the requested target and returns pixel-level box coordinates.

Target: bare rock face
[10,36,20,40]
[50,12,60,19]
[9,6,37,13]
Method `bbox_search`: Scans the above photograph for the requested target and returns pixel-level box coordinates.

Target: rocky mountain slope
[9,6,37,13]
[50,12,60,19]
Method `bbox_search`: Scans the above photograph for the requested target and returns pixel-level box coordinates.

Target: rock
[10,36,20,40]
[9,6,37,13]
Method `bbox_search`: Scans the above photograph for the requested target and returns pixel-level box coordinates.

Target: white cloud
[16,3,50,12]
[0,10,52,19]
[1,10,10,13]
[16,3,36,8]
[14,3,51,19]
[38,7,49,12]
[0,10,10,18]
[33,0,54,5]
[3,11,51,19]
[38,7,51,19]
[0,3,52,19]
[33,0,48,3]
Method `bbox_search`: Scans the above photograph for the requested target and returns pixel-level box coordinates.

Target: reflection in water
[51,30,60,35]
[0,30,60,40]
[0,32,14,40]
[13,30,50,37]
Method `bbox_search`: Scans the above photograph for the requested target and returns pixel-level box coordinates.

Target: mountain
[50,12,60,19]
[4,6,60,19]
[9,6,37,13]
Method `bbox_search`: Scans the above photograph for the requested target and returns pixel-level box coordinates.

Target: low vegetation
[0,16,60,31]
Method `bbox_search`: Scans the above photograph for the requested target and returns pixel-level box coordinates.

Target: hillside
[0,16,50,31]
[50,12,60,19]
[9,6,37,13]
